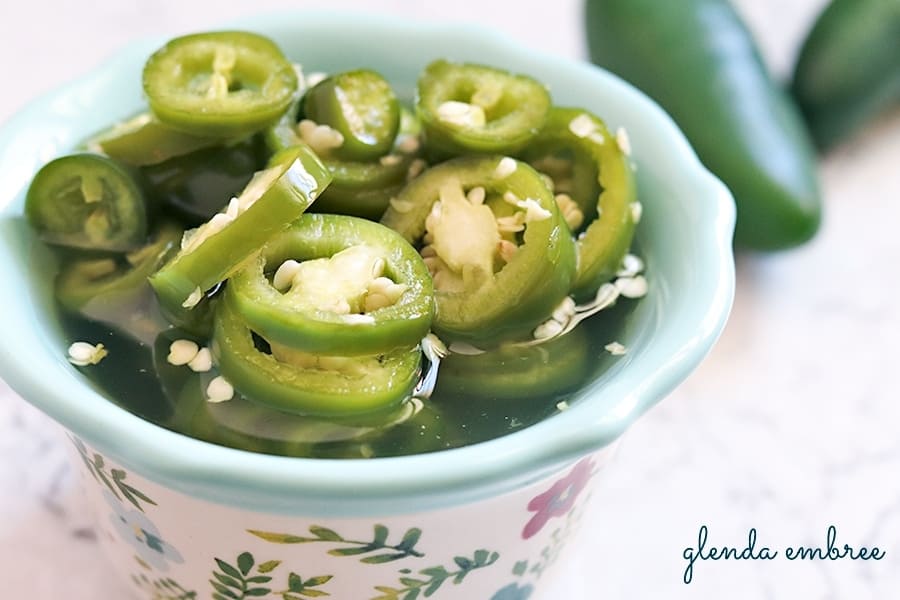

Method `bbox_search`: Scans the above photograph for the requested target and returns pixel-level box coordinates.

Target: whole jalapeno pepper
[211,295,422,417]
[228,214,433,356]
[143,31,298,138]
[381,155,575,345]
[585,0,822,250]
[416,60,551,159]
[26,154,149,252]
[520,107,638,299]
[792,0,900,150]
[148,143,330,325]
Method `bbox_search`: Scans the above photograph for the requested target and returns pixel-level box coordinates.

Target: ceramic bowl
[0,12,735,599]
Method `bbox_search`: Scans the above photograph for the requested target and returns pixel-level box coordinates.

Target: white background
[2,0,900,598]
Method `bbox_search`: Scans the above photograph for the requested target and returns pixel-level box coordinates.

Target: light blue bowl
[0,13,734,519]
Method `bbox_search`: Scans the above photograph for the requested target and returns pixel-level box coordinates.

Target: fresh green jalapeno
[586,0,821,250]
[148,143,330,325]
[87,112,221,166]
[143,31,298,137]
[142,135,266,226]
[302,69,401,162]
[522,107,638,299]
[267,104,422,220]
[437,327,590,401]
[791,0,900,150]
[26,153,148,252]
[416,60,551,159]
[228,214,433,356]
[212,296,421,417]
[381,155,575,345]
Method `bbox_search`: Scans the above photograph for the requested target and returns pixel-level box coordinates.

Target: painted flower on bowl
[522,456,595,539]
[491,582,534,600]
[103,490,183,571]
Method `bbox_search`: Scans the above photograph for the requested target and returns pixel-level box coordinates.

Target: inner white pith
[272,245,407,317]
[435,80,504,129]
[297,119,345,154]
[79,175,111,242]
[268,341,368,376]
[203,46,237,99]
[420,174,550,293]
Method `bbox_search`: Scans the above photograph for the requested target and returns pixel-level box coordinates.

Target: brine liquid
[57,286,636,459]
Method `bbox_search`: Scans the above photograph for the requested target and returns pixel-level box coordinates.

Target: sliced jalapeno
[56,223,182,344]
[437,327,590,401]
[149,143,330,323]
[416,60,551,158]
[302,69,401,162]
[142,135,266,226]
[87,112,221,166]
[267,104,422,220]
[522,107,638,299]
[56,221,181,312]
[228,214,433,356]
[205,391,430,457]
[26,154,148,252]
[143,31,298,137]
[212,296,421,417]
[381,156,575,345]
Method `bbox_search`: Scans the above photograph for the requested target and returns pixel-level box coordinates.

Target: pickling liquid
[57,284,637,459]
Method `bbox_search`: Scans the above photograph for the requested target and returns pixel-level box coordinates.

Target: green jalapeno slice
[267,104,423,220]
[302,69,401,162]
[203,390,431,458]
[87,112,221,166]
[55,223,182,345]
[56,221,181,312]
[143,31,298,137]
[522,107,638,299]
[26,153,148,252]
[228,214,433,356]
[416,60,551,159]
[381,156,575,345]
[212,296,421,417]
[437,327,590,401]
[148,143,330,324]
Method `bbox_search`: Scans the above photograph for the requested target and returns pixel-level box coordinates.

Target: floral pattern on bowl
[71,436,613,599]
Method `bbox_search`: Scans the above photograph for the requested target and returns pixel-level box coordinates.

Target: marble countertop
[2,0,899,597]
